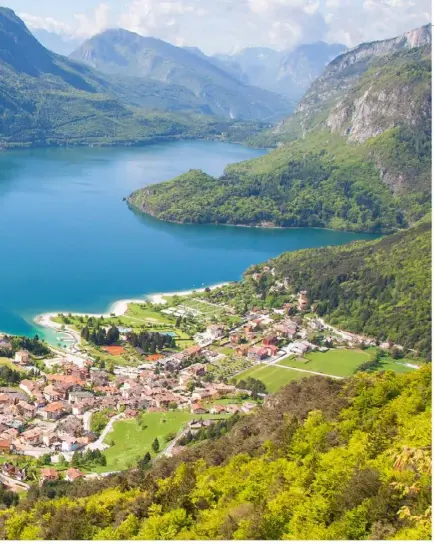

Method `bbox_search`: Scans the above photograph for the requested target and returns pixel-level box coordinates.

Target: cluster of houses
[0,343,259,470]
[1,280,404,489]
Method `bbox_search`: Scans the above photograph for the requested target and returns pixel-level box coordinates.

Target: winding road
[85,413,123,451]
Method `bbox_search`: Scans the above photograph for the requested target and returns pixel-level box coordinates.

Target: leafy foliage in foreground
[0,368,431,539]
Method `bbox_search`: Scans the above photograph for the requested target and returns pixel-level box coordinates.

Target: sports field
[235,364,306,393]
[279,349,370,377]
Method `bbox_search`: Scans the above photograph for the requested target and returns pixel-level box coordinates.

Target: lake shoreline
[127,201,390,236]
[32,282,232,349]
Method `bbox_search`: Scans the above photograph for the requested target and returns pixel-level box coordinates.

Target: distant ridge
[69,28,294,121]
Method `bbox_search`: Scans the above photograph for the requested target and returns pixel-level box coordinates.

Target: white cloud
[21,3,111,40]
[20,13,73,35]
[118,0,328,53]
[21,0,432,53]
[73,3,110,38]
[324,0,431,46]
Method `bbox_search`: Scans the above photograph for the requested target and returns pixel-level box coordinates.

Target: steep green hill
[272,217,431,357]
[0,367,430,539]
[129,27,431,232]
[69,29,293,121]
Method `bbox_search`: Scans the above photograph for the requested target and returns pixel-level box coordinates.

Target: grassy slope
[235,364,306,392]
[101,411,226,472]
[279,349,370,376]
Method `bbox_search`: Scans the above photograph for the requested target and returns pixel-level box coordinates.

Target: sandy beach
[32,282,232,349]
[146,282,230,305]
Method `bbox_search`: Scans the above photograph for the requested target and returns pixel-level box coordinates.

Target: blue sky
[2,0,431,54]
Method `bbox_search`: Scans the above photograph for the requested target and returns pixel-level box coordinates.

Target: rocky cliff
[295,24,431,137]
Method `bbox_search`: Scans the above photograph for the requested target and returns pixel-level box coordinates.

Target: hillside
[215,42,346,101]
[0,367,430,539]
[0,8,265,148]
[69,29,293,121]
[259,217,430,357]
[129,27,431,232]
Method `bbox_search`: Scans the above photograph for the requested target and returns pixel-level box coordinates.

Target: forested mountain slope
[0,8,264,147]
[0,367,430,539]
[69,29,293,121]
[259,216,431,357]
[129,26,431,232]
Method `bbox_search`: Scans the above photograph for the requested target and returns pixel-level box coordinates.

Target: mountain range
[213,42,347,101]
[35,26,346,106]
[0,8,268,147]
[129,24,431,234]
[69,29,293,122]
[0,7,351,147]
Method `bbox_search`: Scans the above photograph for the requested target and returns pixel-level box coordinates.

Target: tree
[57,454,67,467]
[106,326,120,345]
[391,346,403,359]
[71,450,82,467]
[137,452,151,471]
[152,438,160,453]
[38,453,52,466]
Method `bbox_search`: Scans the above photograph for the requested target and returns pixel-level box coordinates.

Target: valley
[0,5,431,540]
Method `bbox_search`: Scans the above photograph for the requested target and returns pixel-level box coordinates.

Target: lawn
[279,349,370,377]
[100,411,225,472]
[235,364,306,393]
[0,357,24,372]
[364,349,423,374]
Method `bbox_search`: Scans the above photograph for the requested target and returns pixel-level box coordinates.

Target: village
[0,279,420,491]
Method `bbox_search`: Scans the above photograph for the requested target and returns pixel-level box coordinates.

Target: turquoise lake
[0,140,378,341]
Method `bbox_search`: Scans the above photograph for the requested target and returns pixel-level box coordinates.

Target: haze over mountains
[130,24,431,233]
[36,25,346,106]
[0,7,279,147]
[69,29,295,121]
[0,5,351,142]
[213,42,347,101]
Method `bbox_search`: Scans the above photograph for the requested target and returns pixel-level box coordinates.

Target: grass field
[0,357,24,372]
[279,349,370,377]
[364,349,423,374]
[235,364,306,393]
[100,411,225,472]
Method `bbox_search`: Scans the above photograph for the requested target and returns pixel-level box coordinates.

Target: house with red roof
[40,468,59,483]
[65,468,84,482]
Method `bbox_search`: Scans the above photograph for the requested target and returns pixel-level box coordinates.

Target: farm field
[99,411,225,472]
[279,349,370,377]
[235,364,306,393]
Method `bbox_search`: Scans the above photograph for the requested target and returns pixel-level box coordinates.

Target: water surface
[0,141,377,340]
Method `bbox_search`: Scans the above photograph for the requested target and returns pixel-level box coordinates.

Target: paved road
[82,410,95,432]
[85,414,123,451]
[157,424,189,459]
[0,473,30,491]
